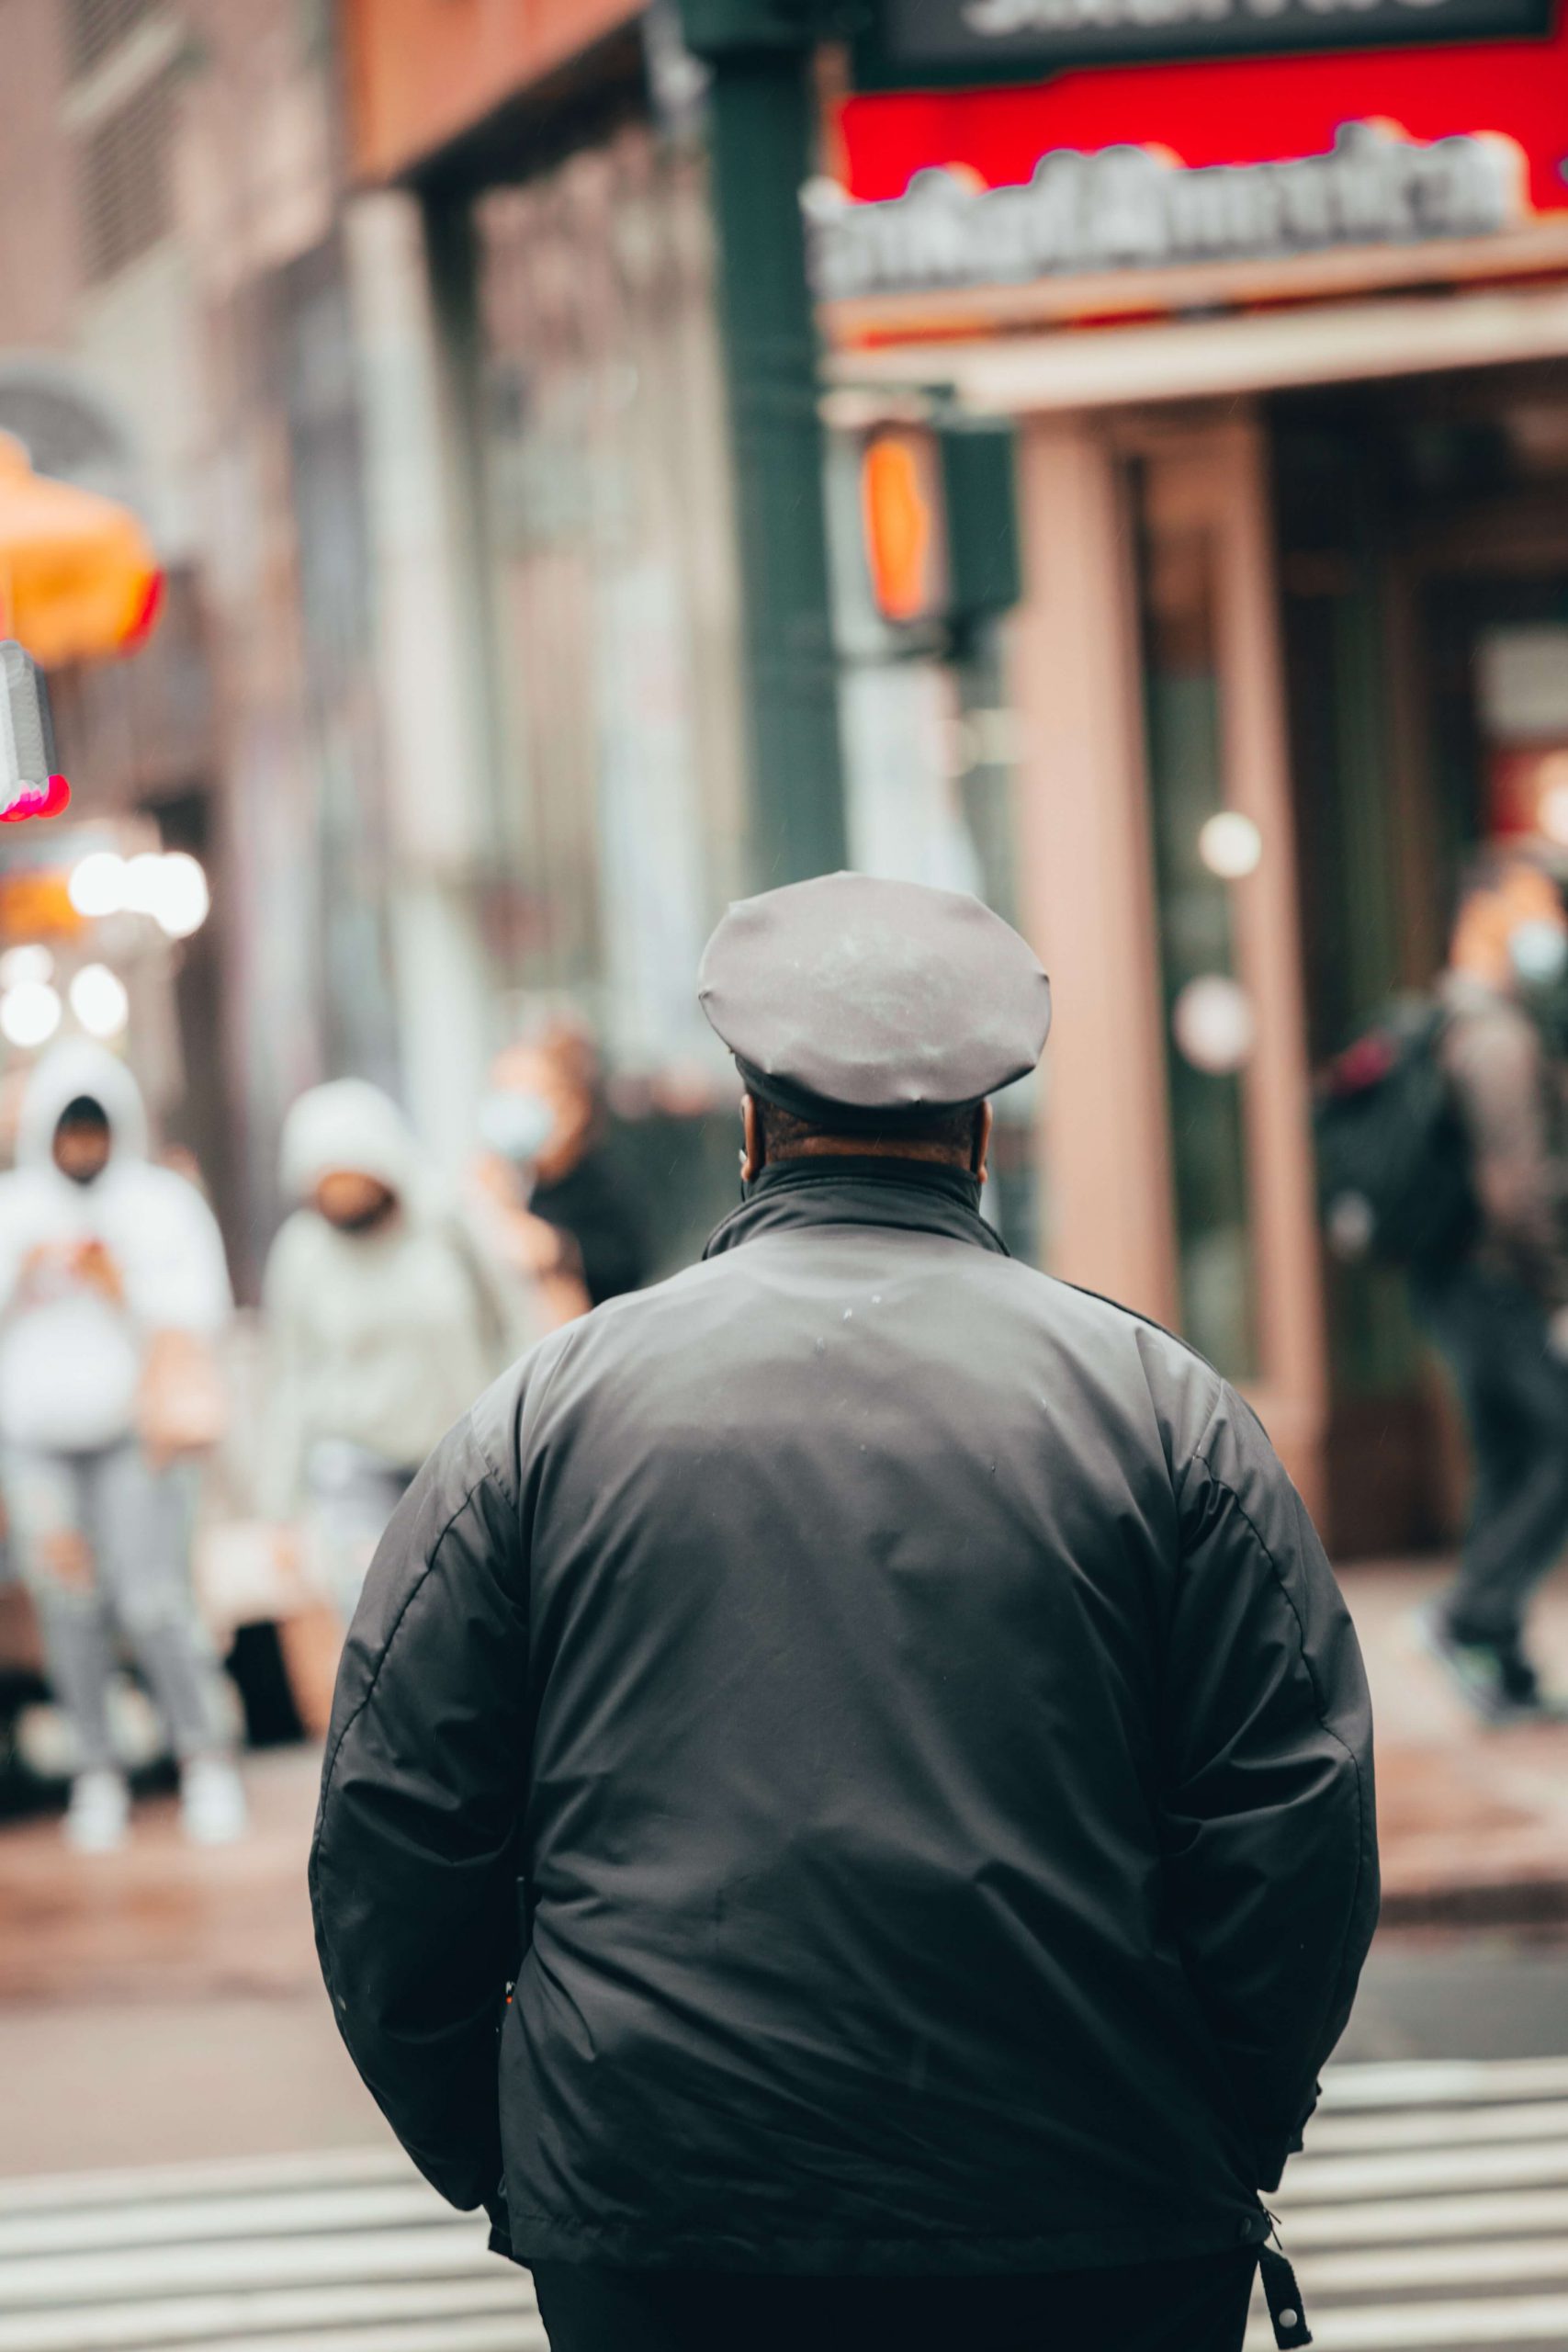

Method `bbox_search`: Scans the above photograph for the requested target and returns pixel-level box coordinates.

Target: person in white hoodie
[0,1042,243,1851]
[263,1080,536,1622]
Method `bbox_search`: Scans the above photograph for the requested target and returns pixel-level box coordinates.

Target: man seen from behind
[312,874,1378,2352]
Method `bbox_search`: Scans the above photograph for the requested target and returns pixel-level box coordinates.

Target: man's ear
[974,1102,994,1185]
[741,1093,764,1183]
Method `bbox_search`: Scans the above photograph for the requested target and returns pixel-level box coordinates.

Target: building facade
[0,0,399,1289]
[820,2,1568,1543]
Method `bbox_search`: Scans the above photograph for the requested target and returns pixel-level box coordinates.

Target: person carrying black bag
[310,873,1377,2352]
[1413,848,1568,1720]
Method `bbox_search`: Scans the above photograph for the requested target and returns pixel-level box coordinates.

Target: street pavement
[4,2053,1568,2352]
[1349,1564,1568,1927]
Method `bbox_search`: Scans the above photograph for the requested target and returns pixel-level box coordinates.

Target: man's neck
[765,1144,976,1176]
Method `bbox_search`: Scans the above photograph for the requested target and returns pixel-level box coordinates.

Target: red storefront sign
[822,17,1568,334]
[839,19,1568,208]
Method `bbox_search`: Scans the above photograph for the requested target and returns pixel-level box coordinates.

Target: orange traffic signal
[860,428,942,625]
[0,435,162,669]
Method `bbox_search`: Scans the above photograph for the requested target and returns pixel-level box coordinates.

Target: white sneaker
[64,1770,130,1854]
[180,1755,248,1846]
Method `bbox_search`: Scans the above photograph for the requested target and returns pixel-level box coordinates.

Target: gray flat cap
[698,871,1050,1125]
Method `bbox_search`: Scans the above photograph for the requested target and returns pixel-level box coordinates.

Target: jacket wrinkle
[1190,1452,1374,2078]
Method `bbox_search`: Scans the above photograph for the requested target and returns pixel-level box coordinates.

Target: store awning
[826,281,1568,418]
[0,435,162,668]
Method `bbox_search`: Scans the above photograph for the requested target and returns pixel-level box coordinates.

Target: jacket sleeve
[1160,1381,1379,2191]
[309,1400,529,2214]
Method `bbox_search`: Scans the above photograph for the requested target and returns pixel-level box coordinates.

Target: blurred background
[3,3,1568,2347]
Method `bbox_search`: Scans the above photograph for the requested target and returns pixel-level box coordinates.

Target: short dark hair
[56,1095,108,1133]
[756,1096,982,1164]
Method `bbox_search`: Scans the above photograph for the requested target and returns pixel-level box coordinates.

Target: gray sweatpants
[6,1440,226,1772]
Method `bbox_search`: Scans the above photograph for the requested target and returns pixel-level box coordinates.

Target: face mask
[479,1089,555,1166]
[1508,919,1568,989]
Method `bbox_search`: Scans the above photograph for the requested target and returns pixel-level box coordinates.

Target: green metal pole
[701,40,847,885]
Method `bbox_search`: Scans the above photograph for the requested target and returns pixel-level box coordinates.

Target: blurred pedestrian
[313,875,1375,2352]
[263,1080,536,1623]
[0,1042,243,1852]
[1413,846,1568,1719]
[475,1013,648,1318]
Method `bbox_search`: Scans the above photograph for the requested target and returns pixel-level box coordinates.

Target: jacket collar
[703,1156,1009,1261]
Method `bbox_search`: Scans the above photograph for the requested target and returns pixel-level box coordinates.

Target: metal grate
[77,70,175,283]
[68,0,159,77]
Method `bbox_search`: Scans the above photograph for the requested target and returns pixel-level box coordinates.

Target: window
[69,0,158,78]
[77,71,175,283]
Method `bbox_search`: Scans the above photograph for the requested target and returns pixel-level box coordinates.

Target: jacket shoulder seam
[1055,1278,1234,1488]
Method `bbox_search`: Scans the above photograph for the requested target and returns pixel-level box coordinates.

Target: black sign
[855,0,1556,89]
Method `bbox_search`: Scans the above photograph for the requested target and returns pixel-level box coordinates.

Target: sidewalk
[1345,1559,1568,1927]
[0,1748,384,2176]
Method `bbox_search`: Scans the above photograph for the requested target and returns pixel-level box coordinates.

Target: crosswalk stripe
[1280,2139,1568,2201]
[1299,2237,1568,2294]
[0,2148,412,2215]
[0,2227,536,2309]
[124,2325,533,2352]
[1280,2186,1568,2245]
[1316,2059,1568,2109]
[0,2185,462,2261]
[1304,2099,1568,2154]
[0,2280,545,2352]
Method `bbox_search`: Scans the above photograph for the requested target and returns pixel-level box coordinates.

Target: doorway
[1272,363,1568,1555]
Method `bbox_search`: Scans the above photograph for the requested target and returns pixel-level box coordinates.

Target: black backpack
[1314,996,1477,1268]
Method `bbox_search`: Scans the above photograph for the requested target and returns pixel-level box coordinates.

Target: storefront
[818,4,1568,1543]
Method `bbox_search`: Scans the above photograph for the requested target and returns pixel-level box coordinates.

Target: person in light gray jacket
[262,1080,538,1623]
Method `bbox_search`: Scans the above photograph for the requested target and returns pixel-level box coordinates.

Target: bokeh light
[1,979,62,1048]
[1197,811,1263,880]
[0,944,52,989]
[67,852,128,920]
[1171,974,1257,1075]
[69,963,130,1039]
[151,852,210,939]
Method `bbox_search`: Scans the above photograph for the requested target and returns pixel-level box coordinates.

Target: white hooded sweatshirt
[0,1043,233,1453]
[260,1080,535,1515]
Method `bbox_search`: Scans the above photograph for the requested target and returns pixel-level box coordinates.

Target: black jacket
[310,1159,1378,2275]
[531,1145,648,1307]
